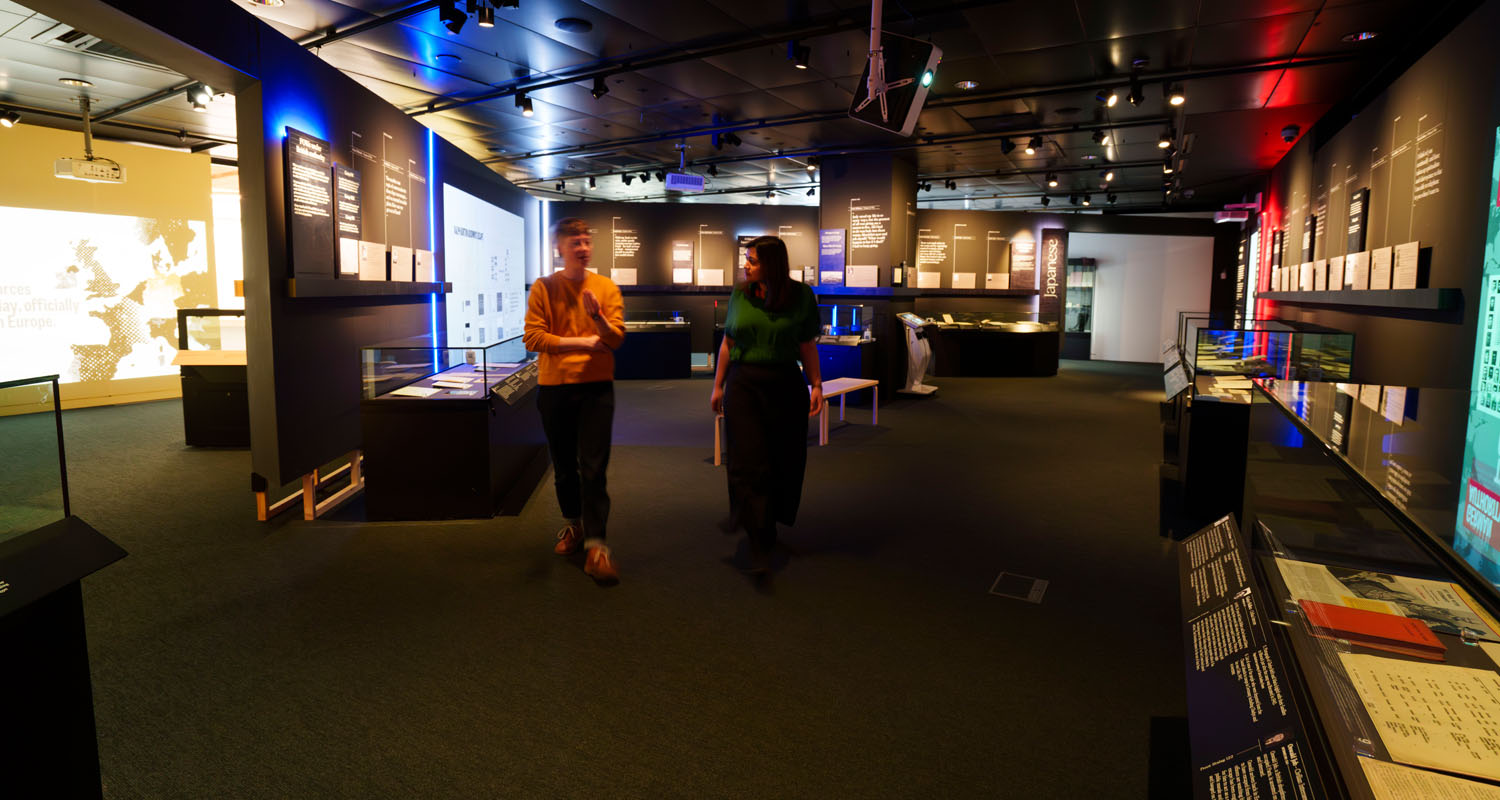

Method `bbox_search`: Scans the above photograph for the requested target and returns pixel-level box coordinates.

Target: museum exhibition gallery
[6,0,1500,796]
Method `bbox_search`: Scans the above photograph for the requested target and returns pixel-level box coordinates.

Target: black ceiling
[3,0,1479,212]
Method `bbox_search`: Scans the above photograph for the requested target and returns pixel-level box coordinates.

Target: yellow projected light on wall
[0,206,212,383]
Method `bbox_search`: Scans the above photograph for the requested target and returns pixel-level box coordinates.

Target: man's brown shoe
[584,545,619,584]
[554,524,582,555]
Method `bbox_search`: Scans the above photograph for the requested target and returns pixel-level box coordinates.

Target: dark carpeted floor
[11,360,1185,798]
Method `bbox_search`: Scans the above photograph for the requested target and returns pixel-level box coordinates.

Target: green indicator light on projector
[921,70,934,87]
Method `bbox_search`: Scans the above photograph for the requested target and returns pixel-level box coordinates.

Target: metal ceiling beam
[93,80,198,124]
[296,1,443,50]
[0,101,235,146]
[410,0,999,118]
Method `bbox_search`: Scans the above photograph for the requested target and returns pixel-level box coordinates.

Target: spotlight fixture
[1025,136,1042,155]
[806,187,816,197]
[724,132,742,147]
[1040,196,1051,207]
[188,84,213,105]
[805,158,817,173]
[707,163,718,177]
[640,172,650,182]
[622,173,634,186]
[1127,73,1144,106]
[588,176,597,190]
[190,97,207,112]
[1069,194,1079,205]
[655,170,665,182]
[1091,130,1105,145]
[1001,139,1017,155]
[1081,194,1091,206]
[1101,169,1114,182]
[516,93,533,117]
[765,190,774,198]
[591,76,608,100]
[788,41,811,70]
[555,181,565,192]
[477,5,495,27]
[1095,90,1118,108]
[58,77,93,88]
[1045,173,1058,188]
[1157,130,1173,149]
[439,0,467,34]
[1167,85,1185,106]
[919,182,931,192]
[1163,162,1174,174]
[1107,193,1117,205]
[0,109,18,128]
[945,179,957,191]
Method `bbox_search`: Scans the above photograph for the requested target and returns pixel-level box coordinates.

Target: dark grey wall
[1265,0,1500,388]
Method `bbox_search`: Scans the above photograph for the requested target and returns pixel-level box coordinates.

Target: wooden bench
[714,377,880,465]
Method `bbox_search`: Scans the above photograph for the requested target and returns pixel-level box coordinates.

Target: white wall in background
[1068,232,1213,363]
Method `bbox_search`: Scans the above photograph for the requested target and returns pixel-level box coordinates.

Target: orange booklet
[1300,600,1446,660]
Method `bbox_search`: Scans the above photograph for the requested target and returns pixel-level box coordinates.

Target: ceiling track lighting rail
[489,115,1169,168]
[0,100,235,145]
[409,0,1003,118]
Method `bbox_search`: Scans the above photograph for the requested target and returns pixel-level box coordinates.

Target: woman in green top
[710,235,824,572]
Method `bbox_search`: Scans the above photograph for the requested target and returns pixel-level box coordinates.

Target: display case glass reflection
[1066,261,1095,333]
[361,334,534,400]
[818,303,874,340]
[0,376,67,543]
[1195,322,1353,380]
[1256,378,1467,558]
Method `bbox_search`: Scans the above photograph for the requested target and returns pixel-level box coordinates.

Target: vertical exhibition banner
[1457,128,1500,583]
[1038,229,1066,336]
[285,128,335,278]
[819,228,846,286]
[1009,236,1036,291]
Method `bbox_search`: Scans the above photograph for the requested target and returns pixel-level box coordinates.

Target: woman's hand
[808,385,824,417]
[710,386,725,414]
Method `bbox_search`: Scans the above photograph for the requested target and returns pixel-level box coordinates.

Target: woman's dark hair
[746,235,793,311]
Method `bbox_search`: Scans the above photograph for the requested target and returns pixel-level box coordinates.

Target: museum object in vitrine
[361,333,535,401]
[927,310,1060,377]
[1192,320,1353,381]
[1064,259,1096,360]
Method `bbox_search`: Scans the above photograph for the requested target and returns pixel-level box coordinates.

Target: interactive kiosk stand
[898,312,938,396]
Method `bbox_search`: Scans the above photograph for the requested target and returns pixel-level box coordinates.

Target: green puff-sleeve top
[724,281,821,365]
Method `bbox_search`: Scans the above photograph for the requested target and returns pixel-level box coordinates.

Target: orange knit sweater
[522,270,626,385]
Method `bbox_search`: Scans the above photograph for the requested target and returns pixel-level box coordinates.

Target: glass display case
[1193,320,1353,380]
[0,375,67,544]
[928,309,1059,333]
[1065,261,1095,334]
[177,308,246,356]
[623,309,687,331]
[174,309,250,446]
[361,334,535,400]
[818,303,875,342]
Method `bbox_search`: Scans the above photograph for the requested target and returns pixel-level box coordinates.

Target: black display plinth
[1062,331,1091,360]
[615,326,692,379]
[928,328,1059,377]
[1179,390,1251,532]
[0,516,126,800]
[360,387,547,520]
[181,364,250,447]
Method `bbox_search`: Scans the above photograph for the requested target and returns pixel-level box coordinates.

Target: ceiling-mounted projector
[55,156,125,183]
[54,94,125,184]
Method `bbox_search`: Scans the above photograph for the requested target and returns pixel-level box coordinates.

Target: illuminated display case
[1192,321,1353,380]
[1063,259,1095,360]
[361,334,534,401]
[358,334,543,520]
[927,310,1059,377]
[175,309,249,447]
[818,303,875,340]
[618,309,691,379]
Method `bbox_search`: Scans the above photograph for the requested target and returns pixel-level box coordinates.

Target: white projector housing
[55,157,125,184]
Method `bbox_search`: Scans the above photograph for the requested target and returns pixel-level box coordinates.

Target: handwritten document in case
[1341,653,1500,781]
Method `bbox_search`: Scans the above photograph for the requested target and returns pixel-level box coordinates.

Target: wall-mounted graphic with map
[0,205,213,384]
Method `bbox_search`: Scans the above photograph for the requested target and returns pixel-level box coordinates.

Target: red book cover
[1299,600,1445,654]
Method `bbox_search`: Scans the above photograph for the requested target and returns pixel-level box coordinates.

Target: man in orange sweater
[523,218,626,584]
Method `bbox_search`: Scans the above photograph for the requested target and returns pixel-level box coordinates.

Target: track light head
[789,41,811,69]
[588,176,597,190]
[1163,161,1174,174]
[622,173,633,186]
[555,181,564,192]
[1081,193,1091,206]
[805,158,817,173]
[190,98,207,113]
[806,187,816,197]
[1040,196,1050,207]
[1101,169,1114,182]
[516,93,533,117]
[1069,194,1079,205]
[1001,139,1016,155]
[477,5,495,27]
[1091,130,1105,145]
[765,190,774,198]
[1107,193,1117,205]
[0,109,18,128]
[1127,73,1144,106]
[1096,90,1117,108]
[707,163,718,177]
[1167,84,1185,106]
[655,170,665,182]
[439,0,467,34]
[640,172,650,182]
[1157,130,1172,149]
[591,75,608,100]
[188,84,213,105]
[1045,172,1058,188]
[945,179,957,191]
[1025,136,1042,155]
